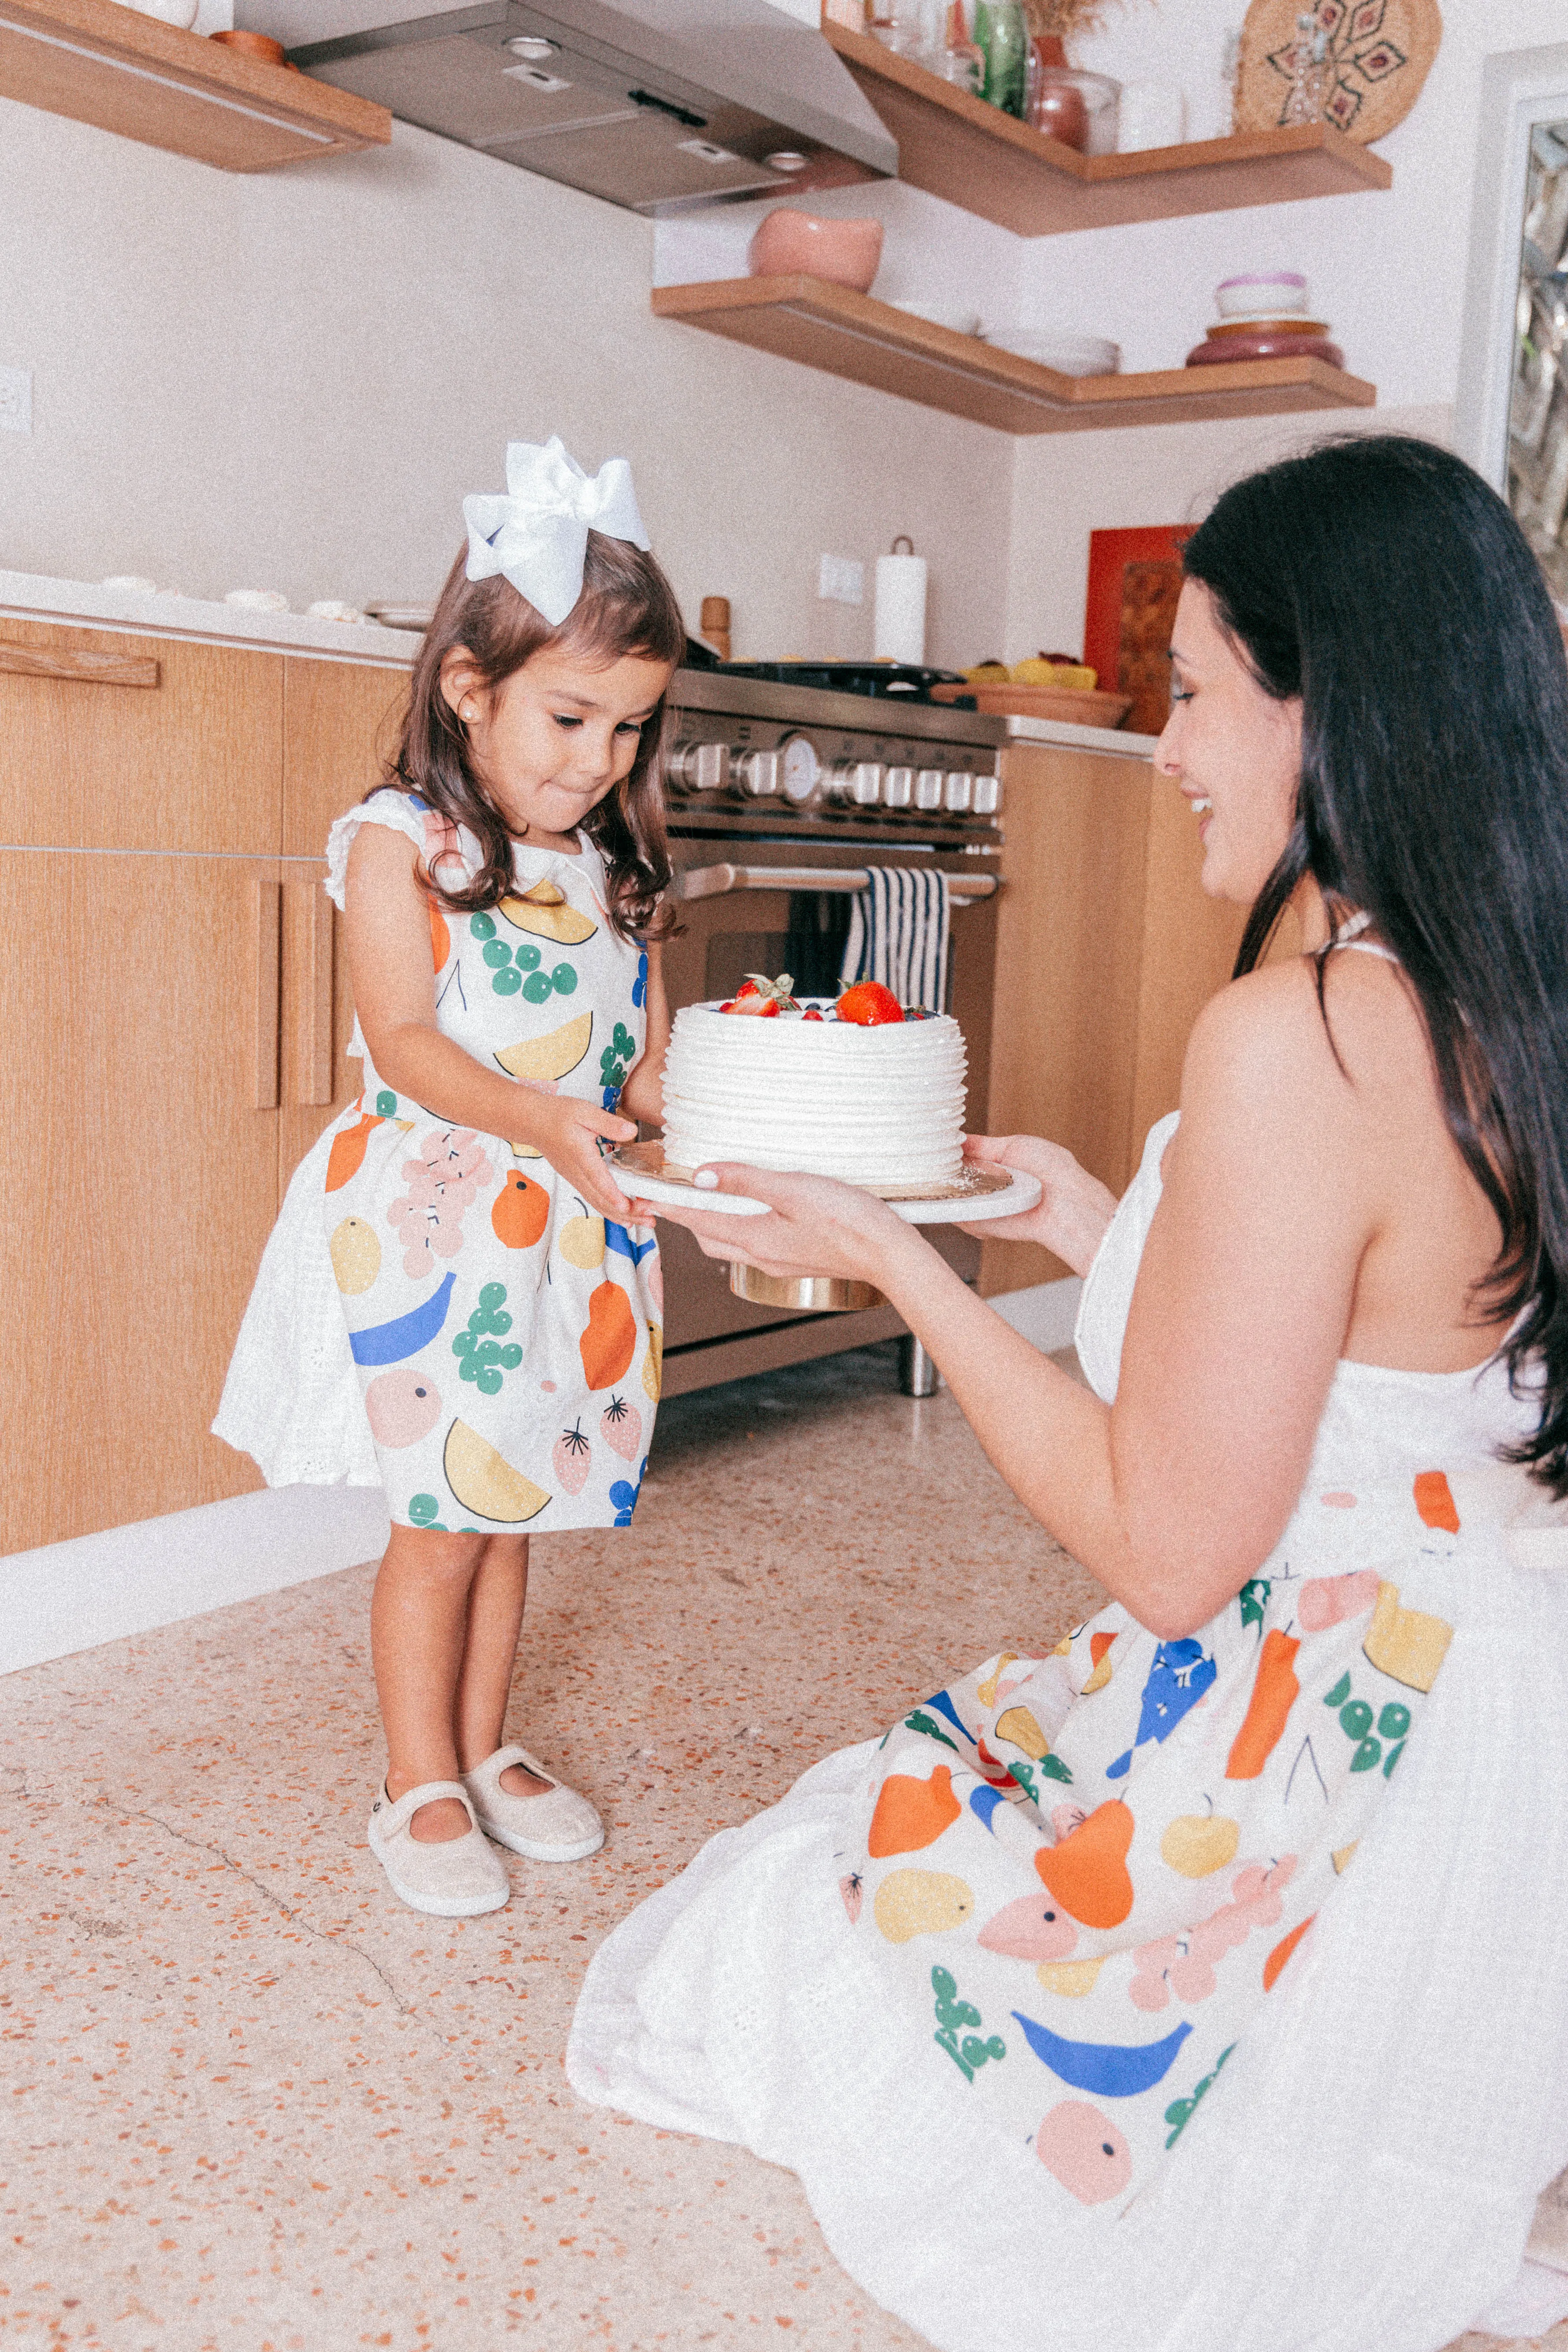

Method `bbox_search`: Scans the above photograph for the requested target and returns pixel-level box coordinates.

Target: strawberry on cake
[659,974,967,1192]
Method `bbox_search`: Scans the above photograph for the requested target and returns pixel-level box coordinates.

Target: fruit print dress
[568,1104,1568,2352]
[224,787,661,1534]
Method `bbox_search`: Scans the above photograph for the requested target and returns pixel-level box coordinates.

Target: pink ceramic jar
[747,210,884,292]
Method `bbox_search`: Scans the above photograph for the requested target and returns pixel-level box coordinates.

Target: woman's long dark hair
[1182,433,1568,1492]
[383,528,686,941]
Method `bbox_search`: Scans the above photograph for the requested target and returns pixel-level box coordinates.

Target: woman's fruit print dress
[318,789,660,1534]
[567,1106,1568,2352]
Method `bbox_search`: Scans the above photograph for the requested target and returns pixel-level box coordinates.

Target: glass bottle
[974,0,1029,118]
[934,0,983,92]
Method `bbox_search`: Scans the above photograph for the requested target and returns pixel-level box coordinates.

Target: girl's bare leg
[455,1536,551,1798]
[371,1523,488,1842]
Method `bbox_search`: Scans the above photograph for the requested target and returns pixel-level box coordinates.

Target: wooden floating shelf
[824,24,1390,235]
[0,0,391,171]
[652,277,1377,437]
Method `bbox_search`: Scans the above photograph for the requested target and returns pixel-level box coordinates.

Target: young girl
[217,438,684,1917]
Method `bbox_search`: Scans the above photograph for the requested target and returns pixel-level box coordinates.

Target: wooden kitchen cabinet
[278,659,409,1177]
[0,622,411,1553]
[0,849,282,1551]
[0,621,283,854]
[282,655,407,859]
[978,737,1253,1297]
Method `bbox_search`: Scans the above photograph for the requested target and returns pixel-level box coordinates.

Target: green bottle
[975,0,1028,116]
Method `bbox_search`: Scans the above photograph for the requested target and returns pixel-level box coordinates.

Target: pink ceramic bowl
[1186,328,1344,368]
[747,209,884,292]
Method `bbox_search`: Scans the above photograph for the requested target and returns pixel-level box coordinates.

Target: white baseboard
[1,1284,1082,1677]
[986,1275,1083,1356]
[0,1484,389,1677]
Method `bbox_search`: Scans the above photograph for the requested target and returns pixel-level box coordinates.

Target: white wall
[0,97,1012,669]
[999,0,1568,661]
[2,2,1555,677]
[1002,395,1455,661]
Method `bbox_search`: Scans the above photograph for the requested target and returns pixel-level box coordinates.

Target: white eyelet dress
[215,788,661,1535]
[566,1104,1568,2352]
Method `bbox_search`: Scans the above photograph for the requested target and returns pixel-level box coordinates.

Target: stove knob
[732,749,781,799]
[943,771,973,814]
[915,768,945,813]
[882,765,914,809]
[972,774,1003,817]
[827,760,883,807]
[668,739,729,795]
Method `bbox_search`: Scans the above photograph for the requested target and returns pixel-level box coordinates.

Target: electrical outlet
[817,553,864,606]
[0,367,33,436]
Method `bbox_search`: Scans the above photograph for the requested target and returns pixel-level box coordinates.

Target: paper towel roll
[874,551,927,665]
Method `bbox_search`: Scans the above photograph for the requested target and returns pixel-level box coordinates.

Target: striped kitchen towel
[839,865,951,1012]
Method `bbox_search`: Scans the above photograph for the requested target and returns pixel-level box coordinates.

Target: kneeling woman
[568,438,1568,2352]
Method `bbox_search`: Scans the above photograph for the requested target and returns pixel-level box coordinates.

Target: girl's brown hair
[382,529,686,941]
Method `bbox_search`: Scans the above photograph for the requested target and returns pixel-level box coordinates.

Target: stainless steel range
[654,664,1009,1399]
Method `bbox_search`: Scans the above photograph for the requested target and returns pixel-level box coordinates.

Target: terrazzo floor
[0,1341,1561,2352]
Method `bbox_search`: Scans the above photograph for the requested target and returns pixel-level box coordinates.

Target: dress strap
[1328,910,1400,964]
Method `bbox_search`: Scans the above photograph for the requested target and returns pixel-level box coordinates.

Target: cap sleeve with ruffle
[322,788,480,911]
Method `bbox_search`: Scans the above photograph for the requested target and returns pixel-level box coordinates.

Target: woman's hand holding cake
[958,1132,1117,1272]
[661,1158,919,1292]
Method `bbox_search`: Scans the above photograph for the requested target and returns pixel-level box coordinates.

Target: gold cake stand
[607,1143,1036,1313]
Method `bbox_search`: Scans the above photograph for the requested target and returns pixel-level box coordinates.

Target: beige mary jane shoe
[368,1778,510,1917]
[462,1744,604,1863]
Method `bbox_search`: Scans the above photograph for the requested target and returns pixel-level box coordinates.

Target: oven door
[652,840,1001,1393]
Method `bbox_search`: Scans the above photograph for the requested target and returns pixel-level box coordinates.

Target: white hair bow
[462,436,650,627]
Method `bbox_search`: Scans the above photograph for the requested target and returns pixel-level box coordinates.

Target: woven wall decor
[1234,0,1442,143]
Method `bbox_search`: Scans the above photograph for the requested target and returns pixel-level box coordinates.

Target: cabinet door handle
[0,640,160,688]
[287,879,335,1106]
[251,878,281,1111]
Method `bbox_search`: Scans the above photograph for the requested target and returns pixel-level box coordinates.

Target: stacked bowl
[1184,273,1343,370]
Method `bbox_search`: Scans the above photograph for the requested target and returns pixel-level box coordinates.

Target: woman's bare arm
[660,962,1374,1637]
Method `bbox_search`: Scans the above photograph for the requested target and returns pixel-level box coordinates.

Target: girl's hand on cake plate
[523,1089,638,1223]
[654,1164,917,1288]
[958,1134,1117,1277]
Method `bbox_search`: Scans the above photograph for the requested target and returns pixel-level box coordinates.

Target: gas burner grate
[710,660,973,707]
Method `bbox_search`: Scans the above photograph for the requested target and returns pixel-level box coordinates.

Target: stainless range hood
[239,0,897,214]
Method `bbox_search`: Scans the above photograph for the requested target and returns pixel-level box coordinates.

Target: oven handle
[674,862,998,904]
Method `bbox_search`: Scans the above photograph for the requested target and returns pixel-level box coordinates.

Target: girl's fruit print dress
[568,1105,1568,2352]
[219,788,660,1535]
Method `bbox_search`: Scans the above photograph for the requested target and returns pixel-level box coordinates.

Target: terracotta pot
[209,29,297,67]
[747,209,884,293]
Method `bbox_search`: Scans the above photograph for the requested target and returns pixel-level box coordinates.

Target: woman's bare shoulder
[1184,947,1426,1126]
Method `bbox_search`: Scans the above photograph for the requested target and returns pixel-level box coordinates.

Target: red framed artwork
[1083,525,1195,739]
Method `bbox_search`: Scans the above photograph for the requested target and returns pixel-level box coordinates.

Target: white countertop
[0,578,1162,760]
[0,569,420,668]
[1004,712,1158,760]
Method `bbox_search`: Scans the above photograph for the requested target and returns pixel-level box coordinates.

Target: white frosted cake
[660,991,968,1191]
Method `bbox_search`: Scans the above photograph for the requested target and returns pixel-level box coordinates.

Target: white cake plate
[606,1143,1042,1224]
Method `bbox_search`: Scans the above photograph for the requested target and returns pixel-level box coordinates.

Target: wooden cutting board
[930,682,1134,726]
